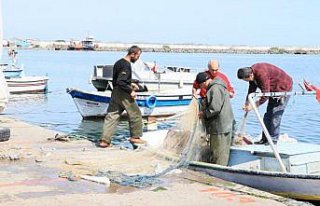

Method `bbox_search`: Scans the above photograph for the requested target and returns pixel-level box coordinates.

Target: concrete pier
[0,117,311,206]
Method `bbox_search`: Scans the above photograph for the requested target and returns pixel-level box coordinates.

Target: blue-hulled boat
[1,63,24,78]
[66,88,192,119]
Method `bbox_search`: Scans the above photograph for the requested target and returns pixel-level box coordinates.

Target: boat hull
[189,161,320,201]
[6,76,49,94]
[141,129,320,201]
[3,69,23,78]
[67,88,192,118]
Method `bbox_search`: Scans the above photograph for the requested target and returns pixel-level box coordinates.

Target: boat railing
[248,90,317,173]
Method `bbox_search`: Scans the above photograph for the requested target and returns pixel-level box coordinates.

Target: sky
[2,0,320,46]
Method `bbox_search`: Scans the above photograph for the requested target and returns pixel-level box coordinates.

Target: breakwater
[5,40,320,54]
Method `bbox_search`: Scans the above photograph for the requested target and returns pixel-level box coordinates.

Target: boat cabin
[93,65,113,80]
[82,36,96,50]
[91,65,113,91]
[165,66,191,73]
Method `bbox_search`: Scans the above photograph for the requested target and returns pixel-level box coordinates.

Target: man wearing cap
[237,63,293,145]
[192,59,235,98]
[197,72,235,166]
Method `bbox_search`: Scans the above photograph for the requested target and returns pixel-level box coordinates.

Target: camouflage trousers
[101,87,143,144]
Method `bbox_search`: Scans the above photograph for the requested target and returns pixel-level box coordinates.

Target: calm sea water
[2,49,320,144]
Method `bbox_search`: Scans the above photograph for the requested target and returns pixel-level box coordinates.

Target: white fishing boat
[66,88,192,119]
[189,142,320,201]
[90,60,197,92]
[142,91,320,201]
[82,36,96,50]
[2,48,48,94]
[1,63,23,78]
[6,76,49,94]
[1,47,24,78]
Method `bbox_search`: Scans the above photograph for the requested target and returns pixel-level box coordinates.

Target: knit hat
[196,72,209,84]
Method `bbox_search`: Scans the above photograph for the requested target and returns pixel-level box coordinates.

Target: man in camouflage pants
[98,45,144,148]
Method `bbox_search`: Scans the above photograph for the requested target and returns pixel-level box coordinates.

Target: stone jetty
[4,39,320,54]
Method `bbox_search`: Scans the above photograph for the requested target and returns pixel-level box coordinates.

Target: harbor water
[2,49,320,144]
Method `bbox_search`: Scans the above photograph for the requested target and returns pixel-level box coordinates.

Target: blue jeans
[261,95,290,142]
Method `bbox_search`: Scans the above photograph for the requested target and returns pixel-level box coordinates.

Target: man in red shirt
[192,59,235,98]
[237,63,293,145]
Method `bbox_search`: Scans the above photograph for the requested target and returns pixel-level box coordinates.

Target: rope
[48,133,90,142]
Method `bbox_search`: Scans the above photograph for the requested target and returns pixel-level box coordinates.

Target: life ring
[145,95,157,108]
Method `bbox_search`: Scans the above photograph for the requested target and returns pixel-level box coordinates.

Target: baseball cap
[196,72,209,84]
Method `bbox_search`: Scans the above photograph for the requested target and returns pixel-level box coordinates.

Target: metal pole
[248,93,287,173]
[249,91,316,98]
[157,72,161,92]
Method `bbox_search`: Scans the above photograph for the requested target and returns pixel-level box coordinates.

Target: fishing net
[98,98,210,187]
[233,112,253,145]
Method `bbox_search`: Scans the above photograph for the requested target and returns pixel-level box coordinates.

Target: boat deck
[230,142,320,174]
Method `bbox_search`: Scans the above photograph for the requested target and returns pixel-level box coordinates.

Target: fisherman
[237,63,293,145]
[197,72,235,166]
[192,59,235,98]
[98,45,144,148]
[8,48,18,66]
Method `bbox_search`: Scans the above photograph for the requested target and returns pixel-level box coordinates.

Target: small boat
[82,36,97,50]
[67,36,97,51]
[66,88,192,119]
[90,60,197,92]
[1,63,24,78]
[188,142,320,201]
[67,40,83,50]
[2,47,24,78]
[6,76,49,94]
[141,90,320,201]
[143,128,320,201]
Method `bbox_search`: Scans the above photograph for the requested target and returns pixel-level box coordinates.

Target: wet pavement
[0,117,313,206]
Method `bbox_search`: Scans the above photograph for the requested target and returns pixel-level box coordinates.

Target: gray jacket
[204,78,234,134]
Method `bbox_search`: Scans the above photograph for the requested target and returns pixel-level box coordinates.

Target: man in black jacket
[99,45,144,148]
